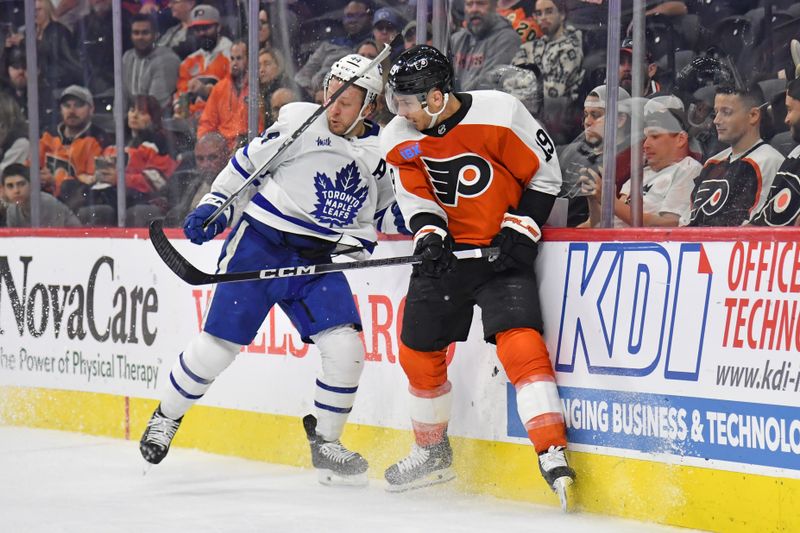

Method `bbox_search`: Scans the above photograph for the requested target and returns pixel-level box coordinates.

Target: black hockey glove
[489,212,542,272]
[413,225,456,277]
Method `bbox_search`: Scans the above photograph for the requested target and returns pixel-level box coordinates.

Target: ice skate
[303,414,368,487]
[384,438,455,492]
[538,445,575,512]
[140,406,182,466]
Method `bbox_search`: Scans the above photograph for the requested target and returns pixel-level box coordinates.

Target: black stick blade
[148,219,216,285]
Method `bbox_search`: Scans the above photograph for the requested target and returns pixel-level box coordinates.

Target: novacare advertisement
[531,239,800,479]
[0,236,510,441]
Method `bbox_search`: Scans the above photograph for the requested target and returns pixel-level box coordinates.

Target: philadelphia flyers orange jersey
[380,91,562,246]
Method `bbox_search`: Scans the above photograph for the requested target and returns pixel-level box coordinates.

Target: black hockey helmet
[675,56,735,98]
[387,44,454,96]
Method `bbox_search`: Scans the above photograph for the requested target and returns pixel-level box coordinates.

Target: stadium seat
[770,131,795,157]
[711,16,756,63]
[759,78,787,103]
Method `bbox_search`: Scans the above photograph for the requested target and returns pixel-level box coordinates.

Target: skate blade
[142,461,154,476]
[385,468,456,493]
[553,476,574,512]
[317,469,368,487]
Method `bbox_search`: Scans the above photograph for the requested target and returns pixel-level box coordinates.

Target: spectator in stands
[269,87,300,125]
[357,40,379,59]
[684,84,784,226]
[619,39,660,97]
[294,0,374,96]
[258,7,272,50]
[2,163,81,227]
[498,0,541,43]
[512,0,583,100]
[164,131,228,226]
[450,0,521,91]
[0,92,29,174]
[751,79,800,227]
[123,13,181,110]
[1,46,57,129]
[371,7,405,61]
[198,41,262,150]
[158,0,196,58]
[53,0,90,33]
[174,4,233,120]
[586,97,700,227]
[40,85,109,202]
[258,48,297,130]
[2,47,27,114]
[79,95,177,226]
[560,85,632,227]
[33,0,83,91]
[401,21,432,50]
[75,0,130,95]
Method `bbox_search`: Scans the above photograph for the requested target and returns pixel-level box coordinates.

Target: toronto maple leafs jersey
[380,91,562,246]
[206,102,399,254]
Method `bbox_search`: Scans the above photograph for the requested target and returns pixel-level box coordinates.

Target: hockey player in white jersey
[140,54,406,486]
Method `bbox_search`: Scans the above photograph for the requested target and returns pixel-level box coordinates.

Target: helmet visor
[385,85,426,115]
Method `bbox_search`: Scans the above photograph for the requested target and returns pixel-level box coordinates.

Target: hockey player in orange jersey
[380,45,575,509]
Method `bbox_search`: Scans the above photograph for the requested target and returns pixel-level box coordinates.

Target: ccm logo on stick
[259,266,317,279]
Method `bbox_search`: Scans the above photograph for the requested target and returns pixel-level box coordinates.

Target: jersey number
[535,129,555,162]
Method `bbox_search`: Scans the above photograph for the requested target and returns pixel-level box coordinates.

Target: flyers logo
[692,179,729,216]
[422,154,493,206]
[755,171,800,226]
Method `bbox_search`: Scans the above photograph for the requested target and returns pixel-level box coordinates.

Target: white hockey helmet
[325,53,384,106]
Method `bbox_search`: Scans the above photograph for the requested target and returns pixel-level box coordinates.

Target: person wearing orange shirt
[197,41,263,150]
[39,85,110,201]
[174,4,232,119]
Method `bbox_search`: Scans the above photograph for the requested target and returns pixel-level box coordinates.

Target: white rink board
[1,235,799,478]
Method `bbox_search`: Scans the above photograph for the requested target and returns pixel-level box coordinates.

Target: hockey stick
[149,219,499,286]
[201,44,392,230]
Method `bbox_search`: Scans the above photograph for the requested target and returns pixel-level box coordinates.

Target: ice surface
[0,427,695,533]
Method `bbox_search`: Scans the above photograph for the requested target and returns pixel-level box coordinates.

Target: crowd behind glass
[1,0,798,228]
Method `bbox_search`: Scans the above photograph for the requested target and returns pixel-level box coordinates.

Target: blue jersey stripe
[316,379,358,394]
[231,154,250,180]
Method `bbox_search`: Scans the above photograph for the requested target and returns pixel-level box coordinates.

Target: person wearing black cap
[0,46,57,129]
[371,7,405,61]
[684,83,784,226]
[751,79,800,227]
[619,38,660,97]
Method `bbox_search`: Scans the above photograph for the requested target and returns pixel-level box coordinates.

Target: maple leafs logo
[313,161,369,227]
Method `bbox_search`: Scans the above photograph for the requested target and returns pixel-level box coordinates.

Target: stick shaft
[149,220,498,286]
